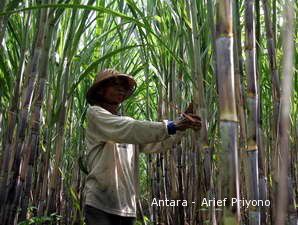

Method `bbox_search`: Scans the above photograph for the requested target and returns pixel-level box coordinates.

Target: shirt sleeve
[139,131,185,154]
[86,106,171,144]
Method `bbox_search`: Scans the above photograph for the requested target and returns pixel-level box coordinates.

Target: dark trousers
[84,205,136,225]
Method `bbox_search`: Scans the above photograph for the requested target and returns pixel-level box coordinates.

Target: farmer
[83,69,201,225]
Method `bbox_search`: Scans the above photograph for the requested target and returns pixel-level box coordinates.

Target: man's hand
[174,114,201,131]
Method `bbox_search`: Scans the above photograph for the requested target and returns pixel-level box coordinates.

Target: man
[84,69,201,225]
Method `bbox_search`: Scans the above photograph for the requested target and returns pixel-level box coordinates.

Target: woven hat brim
[86,74,136,104]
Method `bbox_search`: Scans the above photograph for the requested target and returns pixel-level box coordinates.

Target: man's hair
[88,95,103,106]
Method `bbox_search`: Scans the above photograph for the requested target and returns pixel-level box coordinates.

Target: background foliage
[0,0,297,224]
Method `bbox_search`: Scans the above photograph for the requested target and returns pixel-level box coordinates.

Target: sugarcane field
[0,0,297,224]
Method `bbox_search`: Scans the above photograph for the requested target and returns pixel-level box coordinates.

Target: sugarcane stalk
[189,0,214,223]
[36,65,54,217]
[189,0,207,142]
[215,0,240,224]
[176,58,186,225]
[0,14,28,220]
[2,3,49,223]
[260,0,281,221]
[138,49,150,225]
[261,0,280,136]
[232,4,249,222]
[243,0,260,224]
[233,0,246,149]
[18,12,55,222]
[275,2,294,224]
[255,1,269,223]
[47,41,70,217]
[206,2,218,224]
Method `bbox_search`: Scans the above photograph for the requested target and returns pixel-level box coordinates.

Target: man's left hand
[174,114,201,131]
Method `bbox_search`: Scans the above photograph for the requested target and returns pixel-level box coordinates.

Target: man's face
[98,78,129,104]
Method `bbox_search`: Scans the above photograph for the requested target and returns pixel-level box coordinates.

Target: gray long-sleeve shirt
[84,105,183,217]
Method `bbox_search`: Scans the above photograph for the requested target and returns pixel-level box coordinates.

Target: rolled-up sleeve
[86,106,171,144]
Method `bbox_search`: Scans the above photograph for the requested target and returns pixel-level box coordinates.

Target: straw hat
[86,69,137,104]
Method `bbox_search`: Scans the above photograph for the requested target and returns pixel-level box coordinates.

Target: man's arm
[87,106,171,144]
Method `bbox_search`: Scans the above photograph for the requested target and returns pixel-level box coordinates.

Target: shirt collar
[90,105,122,116]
